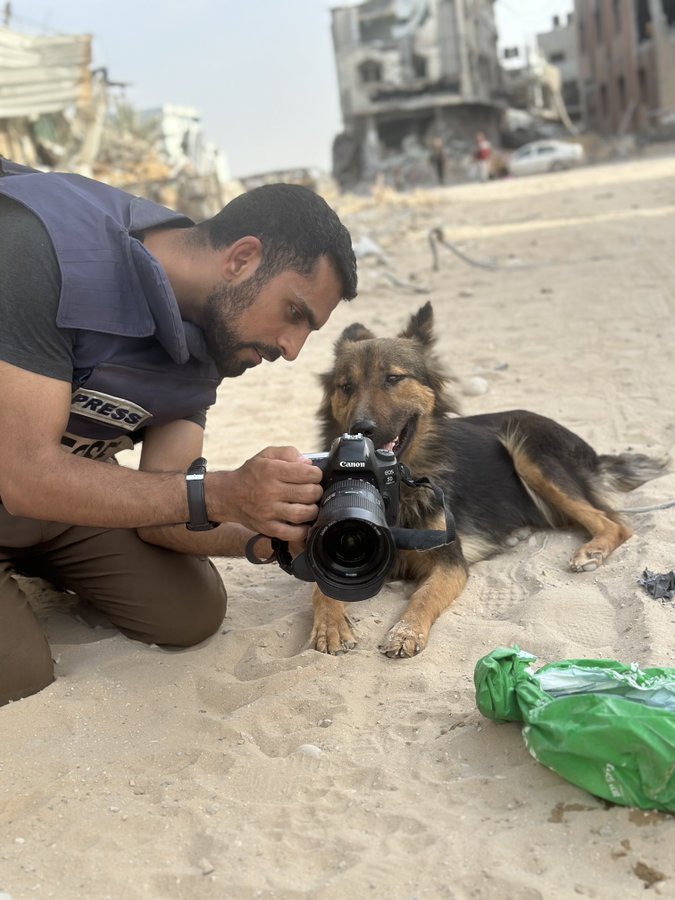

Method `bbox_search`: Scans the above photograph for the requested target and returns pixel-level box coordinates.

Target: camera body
[308,432,401,526]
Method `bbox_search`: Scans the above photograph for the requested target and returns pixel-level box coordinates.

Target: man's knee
[119,559,228,648]
[0,574,56,706]
[0,644,55,707]
[156,578,228,648]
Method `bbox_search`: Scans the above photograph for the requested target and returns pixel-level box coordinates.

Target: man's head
[194,183,357,377]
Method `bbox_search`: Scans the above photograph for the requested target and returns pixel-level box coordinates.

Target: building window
[563,81,580,110]
[636,0,650,41]
[618,74,626,108]
[412,54,428,79]
[600,83,608,119]
[549,51,566,63]
[358,59,383,84]
[613,0,621,31]
[594,0,603,37]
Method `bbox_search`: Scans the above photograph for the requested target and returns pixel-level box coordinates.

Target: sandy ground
[2,153,675,900]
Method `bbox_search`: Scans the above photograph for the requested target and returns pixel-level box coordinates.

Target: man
[473,132,492,183]
[429,137,447,185]
[0,158,357,705]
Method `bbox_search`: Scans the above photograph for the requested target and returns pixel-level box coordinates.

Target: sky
[9,0,574,179]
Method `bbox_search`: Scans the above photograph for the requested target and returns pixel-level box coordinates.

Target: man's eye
[290,305,303,321]
[386,374,405,385]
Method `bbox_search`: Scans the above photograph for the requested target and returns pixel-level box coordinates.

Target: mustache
[239,342,281,363]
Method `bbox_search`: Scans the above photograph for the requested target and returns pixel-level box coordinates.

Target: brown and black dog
[310,302,667,658]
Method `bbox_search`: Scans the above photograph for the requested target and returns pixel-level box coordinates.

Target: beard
[201,276,279,378]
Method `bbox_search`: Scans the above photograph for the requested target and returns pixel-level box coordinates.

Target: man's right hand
[0,361,322,546]
[210,446,323,543]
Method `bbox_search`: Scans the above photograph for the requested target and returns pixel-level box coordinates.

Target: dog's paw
[379,620,427,658]
[504,526,532,547]
[569,547,604,572]
[310,613,357,655]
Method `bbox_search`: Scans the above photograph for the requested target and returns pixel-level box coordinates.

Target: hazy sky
[9,0,573,178]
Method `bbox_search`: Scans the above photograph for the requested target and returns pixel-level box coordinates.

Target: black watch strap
[186,457,218,531]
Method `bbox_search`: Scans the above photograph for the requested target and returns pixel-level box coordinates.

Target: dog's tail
[597,450,670,492]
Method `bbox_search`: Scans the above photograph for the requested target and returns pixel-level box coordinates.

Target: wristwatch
[186,457,218,531]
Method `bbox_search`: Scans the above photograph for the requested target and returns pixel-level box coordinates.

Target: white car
[508,140,585,177]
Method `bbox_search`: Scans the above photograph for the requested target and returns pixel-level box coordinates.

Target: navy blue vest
[0,159,221,459]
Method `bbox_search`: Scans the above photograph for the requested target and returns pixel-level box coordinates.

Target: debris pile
[0,23,242,218]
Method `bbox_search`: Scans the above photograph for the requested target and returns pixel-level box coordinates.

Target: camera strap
[245,533,314,581]
[392,465,456,551]
[245,466,456,579]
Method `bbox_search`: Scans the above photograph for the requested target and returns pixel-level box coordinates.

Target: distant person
[474,131,492,182]
[430,137,447,185]
[0,158,357,706]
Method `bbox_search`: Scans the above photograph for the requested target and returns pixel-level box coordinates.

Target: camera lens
[306,477,396,601]
[321,520,383,574]
[332,523,376,567]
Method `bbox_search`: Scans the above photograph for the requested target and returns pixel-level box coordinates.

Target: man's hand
[210,446,322,543]
[0,362,321,551]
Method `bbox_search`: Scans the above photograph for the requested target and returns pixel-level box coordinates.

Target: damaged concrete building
[0,24,93,167]
[0,22,236,220]
[575,0,675,138]
[330,0,503,189]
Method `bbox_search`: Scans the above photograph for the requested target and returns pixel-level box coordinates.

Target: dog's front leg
[379,560,468,658]
[310,587,357,654]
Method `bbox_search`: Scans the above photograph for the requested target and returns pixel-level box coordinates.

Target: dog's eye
[386,374,406,385]
[339,383,352,396]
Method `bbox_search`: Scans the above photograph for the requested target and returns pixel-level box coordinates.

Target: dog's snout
[350,419,376,437]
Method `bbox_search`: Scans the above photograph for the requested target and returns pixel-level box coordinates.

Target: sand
[2,152,675,899]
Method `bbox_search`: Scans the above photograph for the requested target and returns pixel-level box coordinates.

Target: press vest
[0,159,221,459]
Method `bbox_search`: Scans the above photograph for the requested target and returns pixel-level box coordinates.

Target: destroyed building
[330,0,503,188]
[0,23,93,167]
[537,14,582,124]
[0,22,236,219]
[575,0,675,137]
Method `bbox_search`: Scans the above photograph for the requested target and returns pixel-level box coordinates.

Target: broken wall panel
[0,25,92,118]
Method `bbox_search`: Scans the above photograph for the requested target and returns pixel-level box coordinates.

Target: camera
[246,433,455,602]
[290,433,455,602]
[292,433,401,602]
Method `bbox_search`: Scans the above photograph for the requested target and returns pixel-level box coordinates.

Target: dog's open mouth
[379,417,417,459]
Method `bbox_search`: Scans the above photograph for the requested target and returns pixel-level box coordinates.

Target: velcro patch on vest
[61,431,135,460]
[70,389,152,432]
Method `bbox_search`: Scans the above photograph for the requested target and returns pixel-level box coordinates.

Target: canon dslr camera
[292,433,401,602]
[249,433,454,603]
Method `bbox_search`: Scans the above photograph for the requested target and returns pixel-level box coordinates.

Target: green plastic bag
[474,647,675,812]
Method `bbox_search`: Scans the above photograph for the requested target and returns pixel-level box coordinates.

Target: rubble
[0,23,241,219]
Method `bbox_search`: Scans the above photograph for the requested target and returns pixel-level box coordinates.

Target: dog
[309,302,667,658]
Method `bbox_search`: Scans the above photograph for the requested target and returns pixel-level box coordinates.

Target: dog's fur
[310,302,667,658]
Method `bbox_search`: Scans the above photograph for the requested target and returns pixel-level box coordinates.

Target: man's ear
[221,236,263,282]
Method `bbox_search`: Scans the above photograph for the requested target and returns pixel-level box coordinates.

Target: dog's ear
[335,321,375,351]
[398,302,435,346]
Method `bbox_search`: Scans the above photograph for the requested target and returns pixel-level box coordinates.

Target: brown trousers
[0,506,227,706]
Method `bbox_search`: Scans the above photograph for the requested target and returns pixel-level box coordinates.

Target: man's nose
[279,329,309,361]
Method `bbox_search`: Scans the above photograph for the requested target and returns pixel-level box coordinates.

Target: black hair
[196,183,357,300]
